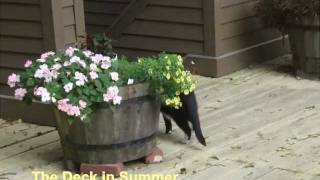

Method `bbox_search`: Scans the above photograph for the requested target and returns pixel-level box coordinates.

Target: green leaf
[94,80,102,89]
[26,78,35,87]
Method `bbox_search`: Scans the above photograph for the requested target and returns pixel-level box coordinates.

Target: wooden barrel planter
[287,16,320,79]
[54,83,160,171]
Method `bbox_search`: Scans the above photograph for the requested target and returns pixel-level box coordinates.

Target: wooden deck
[1,57,320,180]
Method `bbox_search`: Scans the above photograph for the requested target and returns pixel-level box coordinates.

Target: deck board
[1,57,320,179]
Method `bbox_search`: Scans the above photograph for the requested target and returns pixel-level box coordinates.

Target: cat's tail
[184,92,207,146]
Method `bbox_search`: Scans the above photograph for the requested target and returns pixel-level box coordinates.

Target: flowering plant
[137,53,196,109]
[7,47,196,123]
[7,47,139,122]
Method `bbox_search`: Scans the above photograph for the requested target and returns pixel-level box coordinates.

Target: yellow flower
[184,89,189,95]
[175,91,180,96]
[176,71,180,76]
[190,84,196,91]
[166,73,171,80]
[176,78,181,83]
[182,71,186,76]
[166,66,170,70]
[187,76,192,82]
[165,99,171,105]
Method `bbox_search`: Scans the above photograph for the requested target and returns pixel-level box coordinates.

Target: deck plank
[2,58,320,179]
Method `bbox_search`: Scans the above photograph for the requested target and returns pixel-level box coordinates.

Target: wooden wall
[84,0,286,75]
[0,0,85,125]
[84,0,205,58]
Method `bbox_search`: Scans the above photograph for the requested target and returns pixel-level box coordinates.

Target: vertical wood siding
[216,0,281,56]
[0,0,85,95]
[84,0,204,58]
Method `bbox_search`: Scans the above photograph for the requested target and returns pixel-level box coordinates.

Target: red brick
[144,147,164,164]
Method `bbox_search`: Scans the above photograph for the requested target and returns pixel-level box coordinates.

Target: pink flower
[103,86,119,102]
[34,64,53,82]
[65,47,78,57]
[34,87,51,102]
[103,93,113,102]
[113,96,122,105]
[64,83,73,93]
[89,71,98,80]
[101,62,111,70]
[74,72,88,86]
[7,73,20,88]
[101,56,112,70]
[91,54,104,64]
[24,60,32,68]
[57,99,81,117]
[14,88,27,99]
[41,51,55,59]
[79,100,87,109]
[110,72,119,81]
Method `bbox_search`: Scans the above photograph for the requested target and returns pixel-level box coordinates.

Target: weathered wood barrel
[54,83,160,167]
[288,16,320,78]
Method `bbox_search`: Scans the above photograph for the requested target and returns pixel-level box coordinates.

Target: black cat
[161,91,206,146]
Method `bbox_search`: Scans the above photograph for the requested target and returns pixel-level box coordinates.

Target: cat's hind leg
[163,114,173,134]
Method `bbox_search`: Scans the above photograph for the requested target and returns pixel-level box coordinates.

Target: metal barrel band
[62,133,156,151]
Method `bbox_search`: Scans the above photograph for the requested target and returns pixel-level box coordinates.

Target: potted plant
[7,46,196,175]
[256,0,320,78]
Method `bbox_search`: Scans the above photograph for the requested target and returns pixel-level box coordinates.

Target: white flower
[34,64,53,82]
[64,83,73,93]
[127,78,134,85]
[65,47,78,57]
[90,63,98,71]
[110,72,119,81]
[54,58,61,62]
[36,58,46,63]
[89,71,98,80]
[83,50,93,57]
[51,97,57,103]
[52,63,62,70]
[63,61,71,66]
[70,56,81,63]
[103,86,119,102]
[91,54,104,64]
[101,62,111,70]
[70,56,86,68]
[34,87,51,102]
[74,72,88,86]
[113,96,122,105]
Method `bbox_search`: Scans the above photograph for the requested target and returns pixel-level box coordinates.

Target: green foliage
[256,0,320,32]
